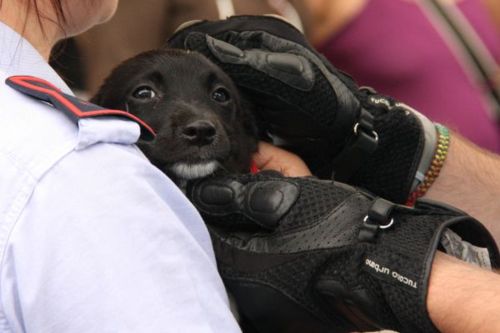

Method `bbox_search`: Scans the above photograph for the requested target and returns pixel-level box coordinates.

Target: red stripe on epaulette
[6,76,156,140]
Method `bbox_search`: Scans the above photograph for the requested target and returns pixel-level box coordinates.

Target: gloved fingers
[182,31,317,92]
[185,30,359,106]
[187,174,300,231]
[170,16,319,92]
[169,15,359,111]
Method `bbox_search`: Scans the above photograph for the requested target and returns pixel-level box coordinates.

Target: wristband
[406,124,450,206]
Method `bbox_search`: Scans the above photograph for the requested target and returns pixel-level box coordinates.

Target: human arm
[428,252,500,333]
[425,134,500,242]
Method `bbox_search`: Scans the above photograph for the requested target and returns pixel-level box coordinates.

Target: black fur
[91,49,258,183]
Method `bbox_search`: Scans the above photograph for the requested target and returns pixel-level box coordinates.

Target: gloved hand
[187,172,500,333]
[168,15,440,204]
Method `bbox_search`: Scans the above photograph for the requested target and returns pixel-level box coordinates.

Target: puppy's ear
[90,82,125,110]
[89,87,105,106]
[238,93,260,142]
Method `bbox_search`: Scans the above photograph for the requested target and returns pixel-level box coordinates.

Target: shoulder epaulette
[6,75,156,140]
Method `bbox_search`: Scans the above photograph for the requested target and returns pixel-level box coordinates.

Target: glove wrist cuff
[402,104,439,191]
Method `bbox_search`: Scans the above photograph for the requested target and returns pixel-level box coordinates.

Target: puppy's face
[92,49,258,181]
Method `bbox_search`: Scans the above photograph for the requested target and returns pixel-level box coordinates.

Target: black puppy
[92,49,258,184]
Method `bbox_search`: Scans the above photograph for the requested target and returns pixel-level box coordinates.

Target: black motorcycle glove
[187,173,500,333]
[169,15,439,204]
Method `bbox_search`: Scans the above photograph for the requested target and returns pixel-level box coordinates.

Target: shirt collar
[0,21,72,94]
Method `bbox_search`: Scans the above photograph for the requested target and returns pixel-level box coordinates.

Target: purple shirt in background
[316,0,500,152]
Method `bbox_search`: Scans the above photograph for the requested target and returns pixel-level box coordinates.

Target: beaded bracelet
[406,124,450,206]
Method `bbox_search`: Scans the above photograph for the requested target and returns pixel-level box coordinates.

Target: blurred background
[50,0,500,153]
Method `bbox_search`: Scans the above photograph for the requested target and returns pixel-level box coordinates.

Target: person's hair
[0,0,66,35]
[37,0,67,27]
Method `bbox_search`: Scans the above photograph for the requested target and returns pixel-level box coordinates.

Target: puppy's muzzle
[181,120,217,146]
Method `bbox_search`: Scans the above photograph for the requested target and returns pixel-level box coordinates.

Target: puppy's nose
[181,120,216,145]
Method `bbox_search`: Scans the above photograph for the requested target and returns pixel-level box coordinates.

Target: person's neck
[0,1,60,61]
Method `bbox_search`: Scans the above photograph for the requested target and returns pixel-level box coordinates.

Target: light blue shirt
[0,22,240,333]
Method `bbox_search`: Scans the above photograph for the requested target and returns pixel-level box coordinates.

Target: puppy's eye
[133,86,156,100]
[212,87,230,103]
